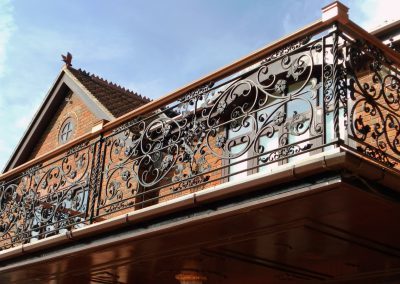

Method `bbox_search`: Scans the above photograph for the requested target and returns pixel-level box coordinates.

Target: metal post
[88,135,104,223]
[332,26,341,143]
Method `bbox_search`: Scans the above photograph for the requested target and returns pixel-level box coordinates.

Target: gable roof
[67,67,150,117]
[3,66,151,173]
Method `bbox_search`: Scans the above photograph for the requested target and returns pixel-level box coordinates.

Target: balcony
[1,3,400,283]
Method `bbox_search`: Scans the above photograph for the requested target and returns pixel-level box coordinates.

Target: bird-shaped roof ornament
[61,52,72,67]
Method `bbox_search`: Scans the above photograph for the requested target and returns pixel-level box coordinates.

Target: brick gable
[29,91,98,159]
[4,66,151,172]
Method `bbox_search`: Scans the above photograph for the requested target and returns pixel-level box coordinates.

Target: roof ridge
[70,67,151,102]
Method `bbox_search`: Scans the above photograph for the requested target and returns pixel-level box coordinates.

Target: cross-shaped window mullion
[61,121,73,143]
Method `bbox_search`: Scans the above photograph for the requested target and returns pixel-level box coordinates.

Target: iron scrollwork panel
[99,37,325,216]
[0,142,95,249]
[346,38,400,167]
[2,25,400,250]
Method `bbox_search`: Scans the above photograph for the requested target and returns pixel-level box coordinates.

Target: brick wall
[29,91,99,159]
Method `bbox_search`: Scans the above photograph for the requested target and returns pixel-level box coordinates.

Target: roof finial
[61,52,73,67]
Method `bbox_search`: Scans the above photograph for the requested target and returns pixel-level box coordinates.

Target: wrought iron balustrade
[1,23,400,250]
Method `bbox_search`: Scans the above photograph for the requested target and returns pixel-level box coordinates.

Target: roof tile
[67,67,151,118]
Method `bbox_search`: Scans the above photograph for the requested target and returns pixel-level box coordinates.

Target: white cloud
[351,0,400,30]
[0,0,16,77]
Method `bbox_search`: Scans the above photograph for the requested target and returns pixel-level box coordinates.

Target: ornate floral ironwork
[260,143,312,163]
[347,39,400,165]
[66,141,89,155]
[112,117,140,134]
[263,36,311,64]
[22,164,42,177]
[180,82,215,102]
[1,25,400,250]
[0,143,94,249]
[357,145,397,168]
[98,36,325,215]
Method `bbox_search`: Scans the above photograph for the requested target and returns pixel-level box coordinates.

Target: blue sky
[0,0,399,171]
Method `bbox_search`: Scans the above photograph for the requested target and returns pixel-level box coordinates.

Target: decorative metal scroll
[99,36,325,215]
[1,27,400,250]
[0,144,95,249]
[346,39,400,167]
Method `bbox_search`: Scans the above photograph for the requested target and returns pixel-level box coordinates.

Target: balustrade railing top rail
[1,12,400,251]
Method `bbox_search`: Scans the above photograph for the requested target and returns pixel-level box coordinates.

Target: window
[59,117,75,144]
